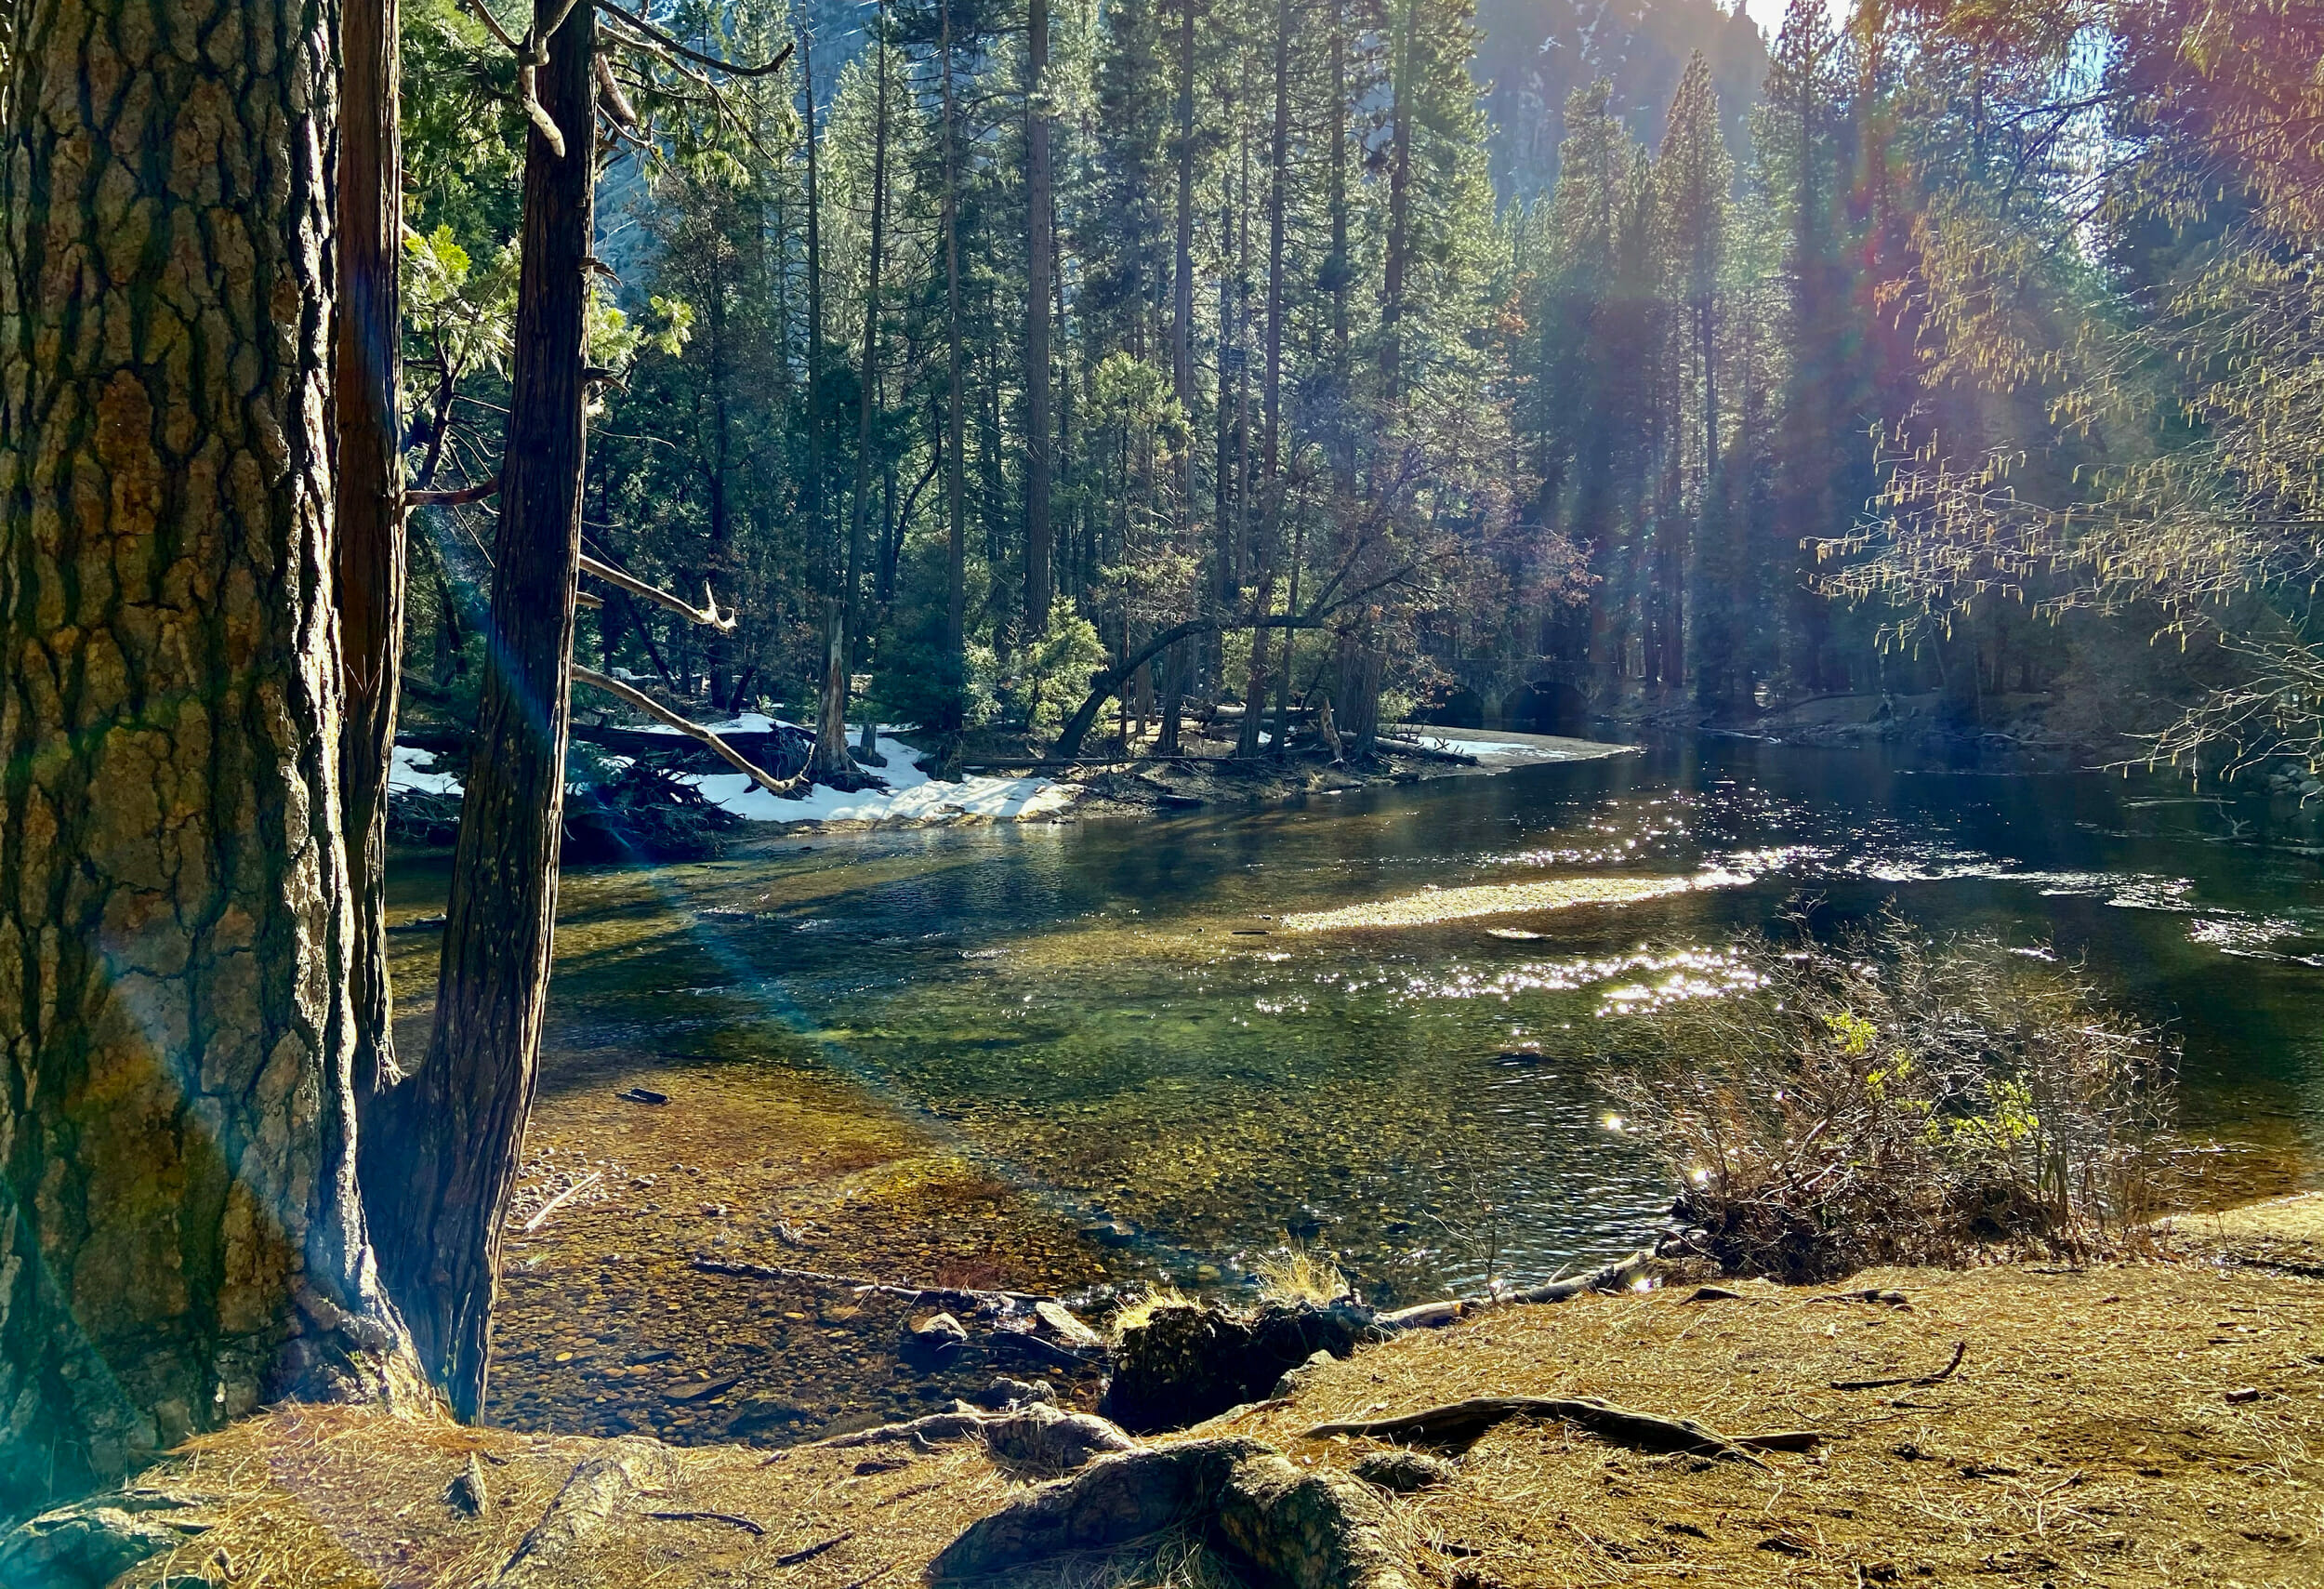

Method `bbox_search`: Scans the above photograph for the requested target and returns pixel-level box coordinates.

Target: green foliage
[1018,609,1108,742]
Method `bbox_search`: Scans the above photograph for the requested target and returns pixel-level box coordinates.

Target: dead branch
[569,667,804,798]
[458,0,521,53]
[1830,1340,1968,1392]
[646,1510,765,1535]
[517,47,566,157]
[409,474,500,507]
[594,49,640,126]
[596,0,794,76]
[577,552,735,631]
[521,1171,601,1233]
[1300,1394,1817,1464]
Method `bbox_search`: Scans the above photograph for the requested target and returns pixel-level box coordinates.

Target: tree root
[812,1403,1139,1476]
[1301,1395,1822,1463]
[495,1438,676,1585]
[1831,1340,1966,1392]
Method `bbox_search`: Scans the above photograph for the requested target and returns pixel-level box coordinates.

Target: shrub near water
[1618,910,2184,1282]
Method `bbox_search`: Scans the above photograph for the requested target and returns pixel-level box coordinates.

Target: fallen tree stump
[1301,1395,1821,1463]
[930,1437,1407,1589]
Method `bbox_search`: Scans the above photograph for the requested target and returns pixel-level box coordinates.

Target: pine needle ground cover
[106,1254,2320,1589]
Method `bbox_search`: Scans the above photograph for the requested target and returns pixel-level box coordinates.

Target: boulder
[931,1437,1406,1589]
[0,1499,191,1589]
[1103,1302,1372,1434]
[908,1312,970,1353]
[446,1452,491,1516]
[1034,1300,1104,1348]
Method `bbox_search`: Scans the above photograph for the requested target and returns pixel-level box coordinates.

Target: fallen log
[1379,1251,1651,1331]
[1301,1395,1819,1464]
[1370,735,1480,766]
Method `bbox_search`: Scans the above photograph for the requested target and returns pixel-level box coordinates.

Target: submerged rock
[1103,1301,1372,1434]
[972,1377,1056,1410]
[906,1312,969,1356]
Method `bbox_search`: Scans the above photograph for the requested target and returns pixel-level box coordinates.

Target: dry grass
[110,1256,2323,1589]
[1250,1249,1352,1307]
[1222,1258,2324,1587]
[1108,1285,1198,1342]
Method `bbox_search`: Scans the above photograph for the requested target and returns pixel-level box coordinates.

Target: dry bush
[1615,907,2183,1282]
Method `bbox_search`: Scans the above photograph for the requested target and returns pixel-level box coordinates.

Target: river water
[423,735,2324,1315]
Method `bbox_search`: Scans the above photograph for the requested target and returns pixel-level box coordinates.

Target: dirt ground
[103,1241,2322,1589]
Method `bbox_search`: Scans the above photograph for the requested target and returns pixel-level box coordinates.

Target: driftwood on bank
[494,1439,676,1586]
[1301,1395,1821,1463]
[1375,1251,1652,1331]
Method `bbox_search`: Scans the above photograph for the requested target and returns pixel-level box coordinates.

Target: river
[385,735,2324,1437]
[413,735,2324,1278]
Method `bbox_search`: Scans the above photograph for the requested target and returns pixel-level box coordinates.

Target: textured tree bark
[0,0,417,1516]
[366,0,595,1419]
[338,0,407,1107]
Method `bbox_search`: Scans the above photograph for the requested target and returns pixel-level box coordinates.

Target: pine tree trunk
[1380,0,1414,404]
[940,0,968,751]
[340,0,407,1109]
[849,3,891,770]
[807,32,857,778]
[365,0,595,1419]
[1024,0,1054,636]
[0,0,416,1514]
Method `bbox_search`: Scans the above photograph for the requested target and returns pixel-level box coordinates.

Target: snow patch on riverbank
[389,744,463,796]
[667,724,1081,827]
[1393,728,1636,768]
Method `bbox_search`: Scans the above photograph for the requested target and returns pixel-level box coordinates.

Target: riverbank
[49,1232,2323,1589]
[387,724,1633,843]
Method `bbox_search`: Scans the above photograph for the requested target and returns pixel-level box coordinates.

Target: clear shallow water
[442,737,2324,1305]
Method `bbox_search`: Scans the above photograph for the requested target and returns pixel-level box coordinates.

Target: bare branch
[596,1,794,76]
[571,665,805,797]
[578,552,737,631]
[409,475,501,507]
